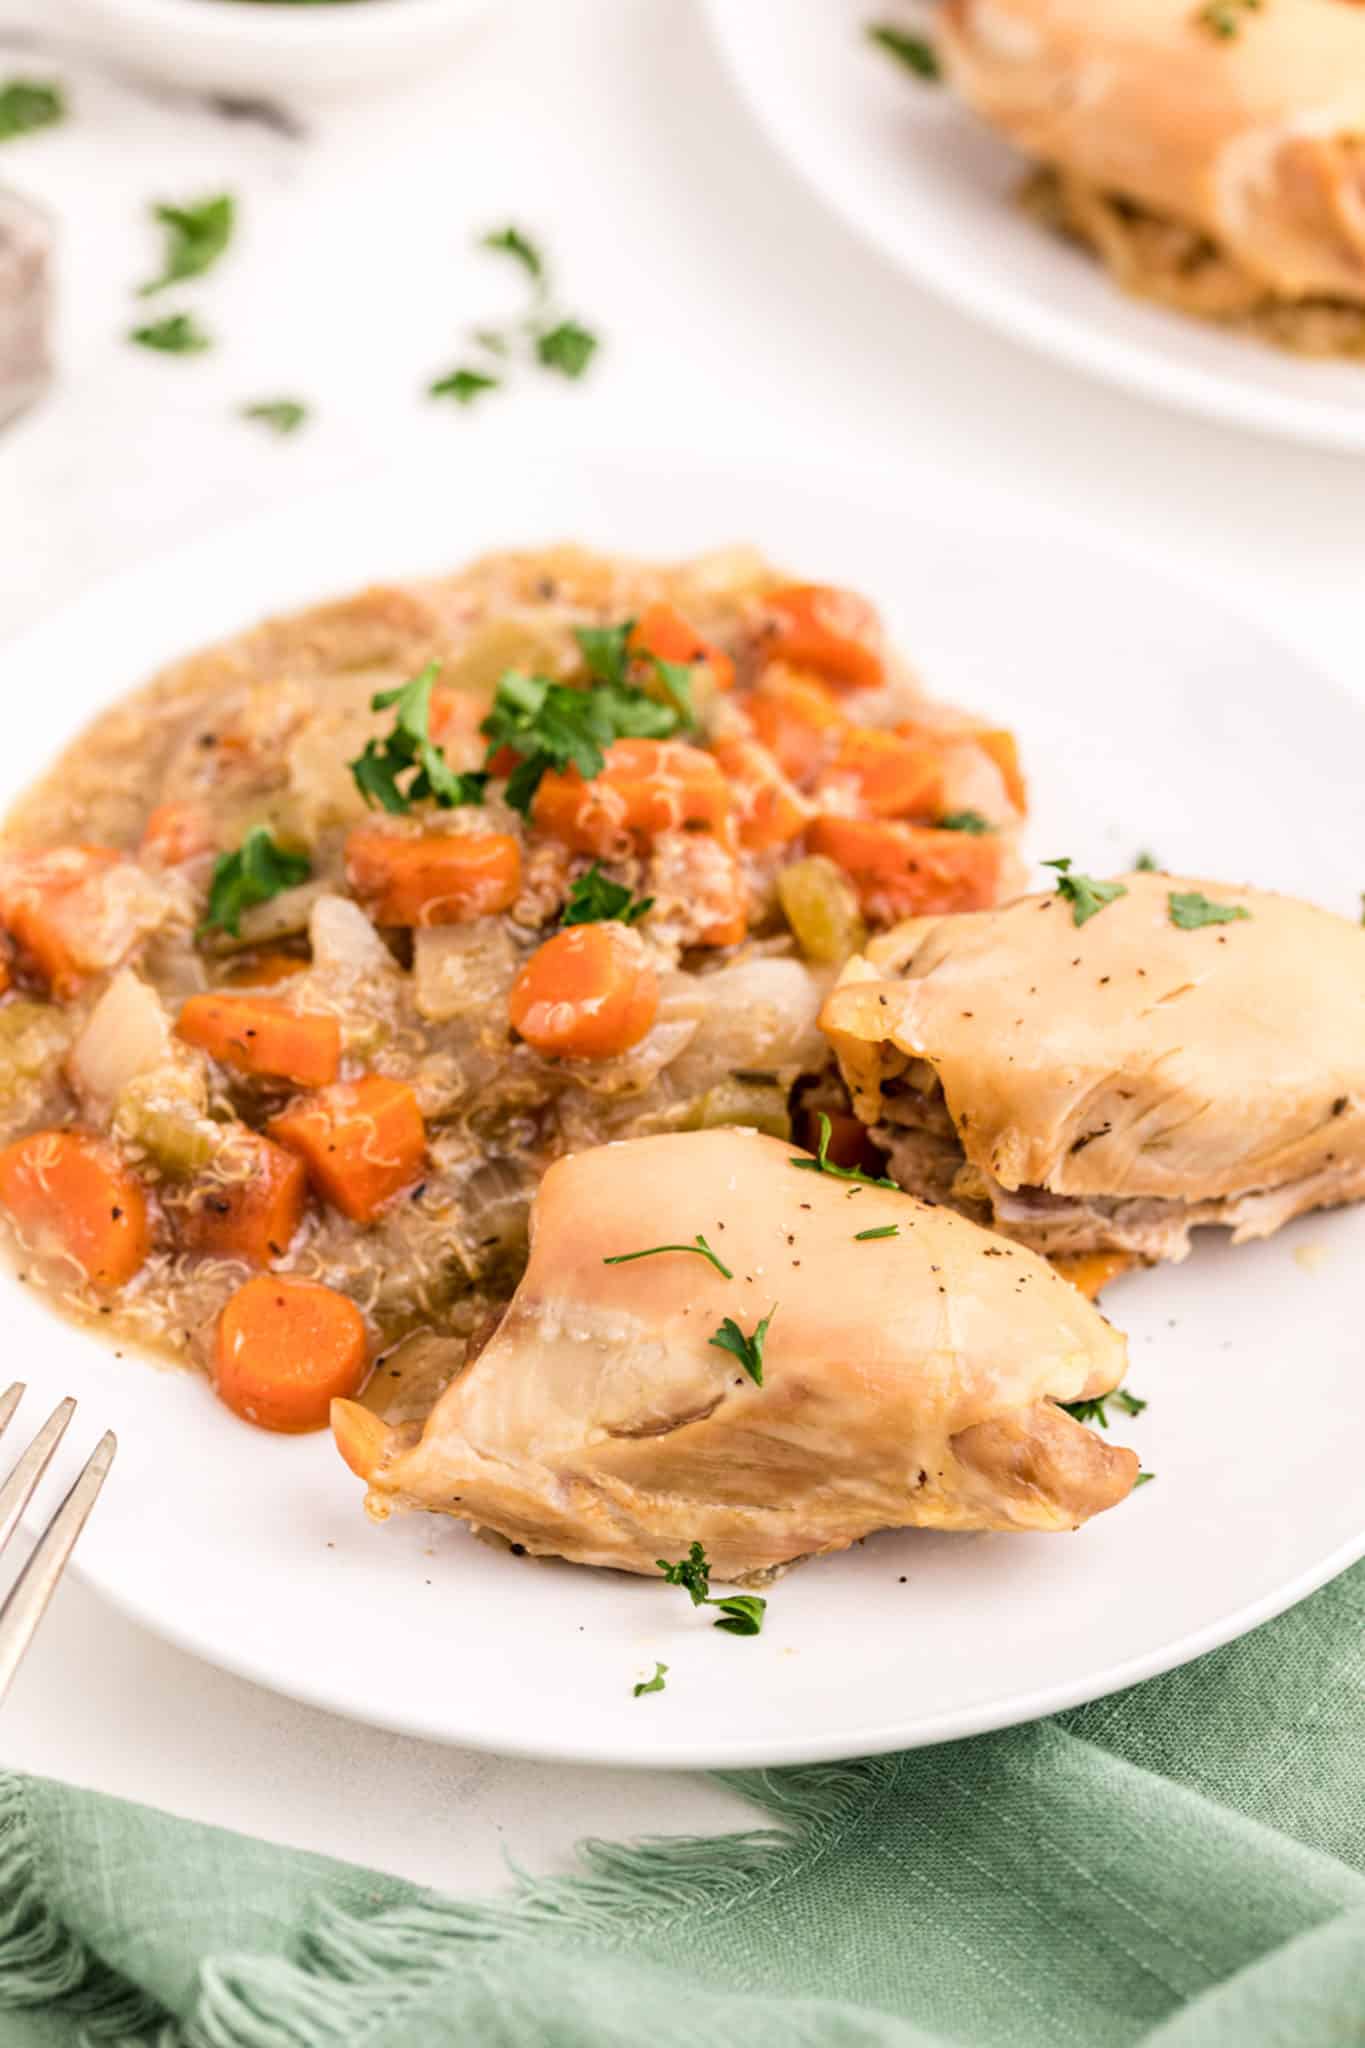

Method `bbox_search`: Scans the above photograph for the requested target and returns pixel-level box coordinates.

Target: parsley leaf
[938,811,991,835]
[1061,1387,1148,1429]
[429,367,500,405]
[574,621,633,689]
[200,827,310,939]
[1134,1470,1156,1487]
[656,1545,767,1636]
[0,80,64,142]
[481,668,680,815]
[482,224,543,280]
[562,863,653,927]
[603,1234,733,1280]
[139,194,234,296]
[867,22,941,79]
[1043,857,1127,927]
[657,1542,711,1604]
[349,663,487,815]
[1168,891,1250,931]
[1197,0,1261,37]
[708,1307,775,1387]
[855,1225,899,1241]
[633,1661,668,1698]
[791,1110,897,1188]
[536,320,598,378]
[129,311,211,355]
[242,399,308,436]
[1134,850,1160,872]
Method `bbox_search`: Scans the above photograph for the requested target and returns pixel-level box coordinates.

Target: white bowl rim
[73,0,484,47]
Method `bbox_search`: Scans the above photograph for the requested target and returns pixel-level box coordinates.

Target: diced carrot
[711,738,811,851]
[820,728,945,821]
[268,1074,425,1223]
[744,669,848,786]
[177,993,341,1088]
[219,950,309,989]
[1051,1251,1138,1301]
[172,1131,308,1268]
[808,816,1005,923]
[213,1274,369,1433]
[0,1129,150,1291]
[345,828,521,926]
[139,802,214,867]
[794,1107,889,1177]
[696,848,749,947]
[758,585,885,691]
[628,603,735,693]
[509,924,659,1060]
[0,942,11,998]
[897,720,1029,822]
[975,729,1028,816]
[0,847,121,998]
[533,740,731,857]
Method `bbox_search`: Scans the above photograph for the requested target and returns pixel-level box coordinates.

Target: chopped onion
[668,957,829,1095]
[309,894,394,978]
[413,922,517,1025]
[68,970,171,1104]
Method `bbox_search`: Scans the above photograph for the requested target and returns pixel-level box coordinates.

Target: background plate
[7,446,1364,1767]
[703,0,1365,454]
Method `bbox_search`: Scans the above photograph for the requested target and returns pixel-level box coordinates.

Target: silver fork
[0,1383,116,1703]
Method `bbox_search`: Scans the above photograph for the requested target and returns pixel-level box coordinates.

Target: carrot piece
[213,1274,369,1433]
[820,727,945,822]
[426,685,492,746]
[744,669,848,786]
[974,729,1029,816]
[1051,1251,1137,1301]
[509,924,659,1060]
[0,847,121,998]
[172,1131,308,1268]
[696,847,749,947]
[532,740,731,857]
[345,828,521,926]
[268,1074,425,1223]
[628,603,735,693]
[0,1129,150,1291]
[139,802,214,867]
[808,816,1005,923]
[219,950,309,989]
[711,738,811,851]
[177,993,341,1088]
[759,585,885,691]
[0,942,11,998]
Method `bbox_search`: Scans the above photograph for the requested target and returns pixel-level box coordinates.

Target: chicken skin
[333,1128,1136,1579]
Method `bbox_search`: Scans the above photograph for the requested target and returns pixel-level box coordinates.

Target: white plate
[703,0,1365,454]
[8,447,1364,1768]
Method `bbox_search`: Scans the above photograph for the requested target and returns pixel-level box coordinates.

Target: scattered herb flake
[1134,850,1160,872]
[633,1661,668,1698]
[938,811,991,835]
[657,1542,711,1605]
[657,1546,767,1635]
[708,1306,775,1387]
[1134,1470,1156,1487]
[139,193,234,296]
[0,79,64,142]
[349,663,487,814]
[129,311,211,355]
[855,1225,899,1241]
[1168,891,1250,931]
[429,366,500,405]
[242,399,308,436]
[867,22,941,79]
[562,863,653,928]
[604,1234,733,1280]
[791,1111,898,1188]
[482,224,543,280]
[711,1595,766,1637]
[481,667,680,815]
[536,319,598,379]
[200,827,310,939]
[1061,1387,1148,1429]
[1043,857,1127,928]
[1196,0,1261,37]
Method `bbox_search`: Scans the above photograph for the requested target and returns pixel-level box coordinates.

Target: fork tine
[0,1396,75,1558]
[0,1383,23,1440]
[0,1430,116,1703]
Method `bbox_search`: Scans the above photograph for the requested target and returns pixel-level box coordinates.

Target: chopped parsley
[708,1307,775,1387]
[435,225,599,406]
[350,664,487,814]
[575,620,696,728]
[791,1110,897,1189]
[938,811,991,835]
[1061,1387,1148,1429]
[562,863,653,928]
[854,1225,899,1241]
[429,367,500,405]
[658,1541,712,1604]
[129,312,211,355]
[1134,1471,1156,1487]
[242,399,308,435]
[536,320,598,379]
[200,827,310,939]
[139,194,234,296]
[633,1661,668,1698]
[481,667,680,815]
[1043,857,1127,927]
[710,1595,767,1637]
[1168,891,1250,931]
[603,1234,733,1280]
[867,22,941,79]
[1134,850,1160,872]
[0,80,64,142]
[481,224,543,280]
[656,1545,767,1636]
[1196,0,1261,37]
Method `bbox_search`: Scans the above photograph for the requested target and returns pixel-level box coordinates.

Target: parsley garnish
[791,1111,897,1188]
[603,1234,733,1279]
[1134,1471,1156,1487]
[938,811,991,835]
[1196,0,1261,37]
[574,621,696,728]
[1043,858,1127,927]
[1061,1387,1148,1429]
[562,863,653,928]
[708,1307,775,1387]
[656,1545,767,1636]
[481,668,680,815]
[0,80,64,142]
[536,320,598,378]
[1168,891,1250,931]
[139,194,234,296]
[855,1225,899,1241]
[1134,850,1160,872]
[429,367,500,406]
[242,399,308,436]
[633,1661,668,1698]
[482,224,543,280]
[200,827,310,939]
[350,664,487,815]
[434,225,599,406]
[867,23,941,79]
[129,312,211,354]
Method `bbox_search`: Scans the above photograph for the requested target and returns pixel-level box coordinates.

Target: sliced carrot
[0,941,11,998]
[219,949,309,989]
[820,727,945,822]
[345,828,521,926]
[533,740,731,857]
[0,1129,150,1291]
[268,1074,425,1223]
[808,816,1005,923]
[177,993,341,1088]
[758,585,885,691]
[744,669,848,786]
[0,847,121,998]
[711,738,811,851]
[509,924,659,1060]
[1051,1251,1138,1301]
[213,1274,369,1433]
[172,1131,308,1268]
[975,729,1028,816]
[139,802,214,867]
[628,602,735,693]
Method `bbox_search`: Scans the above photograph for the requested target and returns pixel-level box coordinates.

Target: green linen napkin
[3,1560,1362,2048]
